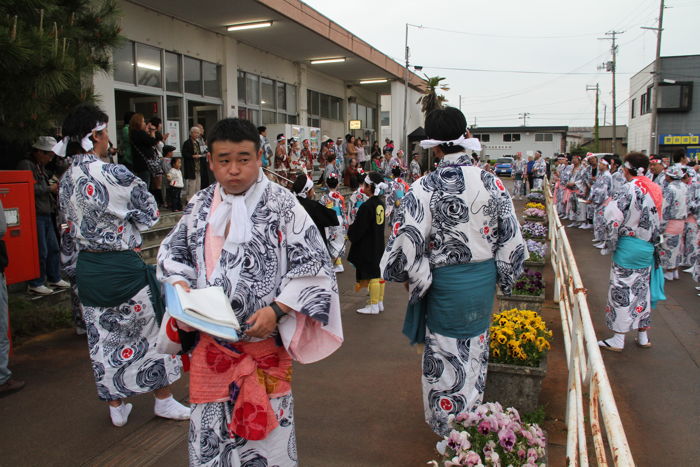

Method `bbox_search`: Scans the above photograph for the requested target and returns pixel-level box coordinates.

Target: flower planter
[524,259,545,274]
[522,235,547,242]
[483,357,547,415]
[497,288,545,313]
[523,216,547,223]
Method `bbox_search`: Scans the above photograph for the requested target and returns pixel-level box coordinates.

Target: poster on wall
[166,121,181,153]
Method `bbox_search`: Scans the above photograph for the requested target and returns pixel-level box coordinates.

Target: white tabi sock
[109,402,133,427]
[637,331,649,346]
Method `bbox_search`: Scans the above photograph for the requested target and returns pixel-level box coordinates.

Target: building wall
[658,56,700,136]
[478,131,566,159]
[389,81,424,153]
[627,61,654,153]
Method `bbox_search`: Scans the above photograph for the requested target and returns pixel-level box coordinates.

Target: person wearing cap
[658,165,689,280]
[318,172,348,273]
[380,107,527,436]
[348,171,387,315]
[598,152,664,352]
[590,158,613,250]
[16,136,70,295]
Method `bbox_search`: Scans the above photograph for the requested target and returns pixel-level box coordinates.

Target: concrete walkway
[564,223,700,466]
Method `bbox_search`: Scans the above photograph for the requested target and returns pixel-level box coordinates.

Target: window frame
[657,81,693,113]
[237,70,298,126]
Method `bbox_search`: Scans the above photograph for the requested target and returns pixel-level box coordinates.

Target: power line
[412,24,601,40]
[420,65,631,76]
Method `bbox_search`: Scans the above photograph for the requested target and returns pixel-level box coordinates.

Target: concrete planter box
[497,288,545,313]
[523,216,547,223]
[522,235,547,242]
[483,357,548,415]
[524,259,546,274]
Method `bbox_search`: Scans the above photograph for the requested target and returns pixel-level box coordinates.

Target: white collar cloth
[208,169,269,246]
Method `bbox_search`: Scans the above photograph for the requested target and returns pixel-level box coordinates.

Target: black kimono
[347,195,385,280]
[296,196,339,254]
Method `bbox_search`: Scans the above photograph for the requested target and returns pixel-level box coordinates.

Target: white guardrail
[544,179,635,466]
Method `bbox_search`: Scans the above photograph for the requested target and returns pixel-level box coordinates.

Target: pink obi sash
[190,334,292,441]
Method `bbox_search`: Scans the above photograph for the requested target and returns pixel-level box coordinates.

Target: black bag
[133,143,164,176]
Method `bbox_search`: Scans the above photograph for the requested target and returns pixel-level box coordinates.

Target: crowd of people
[550,149,700,352]
[3,99,698,465]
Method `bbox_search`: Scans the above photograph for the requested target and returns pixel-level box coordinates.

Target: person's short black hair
[148,116,162,127]
[61,104,109,158]
[425,106,467,155]
[603,155,613,165]
[276,133,285,141]
[257,126,267,134]
[162,145,176,156]
[123,111,135,126]
[392,167,401,177]
[672,148,686,164]
[291,174,309,194]
[207,118,260,153]
[345,134,352,142]
[326,175,339,189]
[624,152,649,173]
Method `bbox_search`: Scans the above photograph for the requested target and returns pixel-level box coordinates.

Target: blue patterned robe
[379,151,526,435]
[59,153,181,401]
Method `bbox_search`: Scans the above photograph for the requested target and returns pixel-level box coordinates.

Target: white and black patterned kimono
[659,180,688,270]
[682,181,699,267]
[532,158,546,190]
[59,154,181,401]
[589,170,612,242]
[380,152,526,436]
[557,164,573,217]
[567,166,587,222]
[410,159,422,182]
[512,159,526,198]
[603,180,661,333]
[610,170,626,197]
[157,174,342,466]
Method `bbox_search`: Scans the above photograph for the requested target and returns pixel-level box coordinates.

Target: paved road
[564,218,700,465]
[0,266,436,466]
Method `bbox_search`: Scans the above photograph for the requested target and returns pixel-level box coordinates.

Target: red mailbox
[0,170,39,285]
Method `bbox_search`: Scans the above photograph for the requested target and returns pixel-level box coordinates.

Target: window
[658,82,693,112]
[381,111,390,126]
[307,90,345,122]
[503,133,521,142]
[535,133,553,142]
[237,71,298,125]
[136,44,162,88]
[631,98,636,119]
[473,133,490,142]
[184,56,202,94]
[113,41,135,84]
[202,61,220,97]
[640,87,652,115]
[164,52,180,92]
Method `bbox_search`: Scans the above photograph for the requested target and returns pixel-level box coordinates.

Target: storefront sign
[349,120,362,130]
[686,146,700,160]
[658,134,699,145]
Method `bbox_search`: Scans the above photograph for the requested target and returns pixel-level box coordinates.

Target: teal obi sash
[613,236,666,308]
[403,259,497,344]
[76,250,165,324]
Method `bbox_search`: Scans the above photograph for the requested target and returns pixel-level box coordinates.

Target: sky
[303,0,699,129]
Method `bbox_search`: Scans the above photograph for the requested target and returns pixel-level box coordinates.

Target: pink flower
[498,427,517,452]
[527,447,539,460]
[477,420,491,435]
[465,451,482,466]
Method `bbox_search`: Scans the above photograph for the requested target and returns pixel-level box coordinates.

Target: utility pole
[519,112,531,126]
[403,23,409,166]
[643,0,665,155]
[599,30,623,154]
[603,103,607,126]
[459,95,462,111]
[586,84,600,152]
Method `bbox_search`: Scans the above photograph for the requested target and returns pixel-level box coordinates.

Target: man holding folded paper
[157,118,343,466]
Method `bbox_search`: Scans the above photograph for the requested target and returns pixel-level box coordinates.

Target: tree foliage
[0,0,121,149]
[416,74,449,118]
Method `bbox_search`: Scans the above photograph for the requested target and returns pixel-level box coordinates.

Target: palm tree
[417,75,449,118]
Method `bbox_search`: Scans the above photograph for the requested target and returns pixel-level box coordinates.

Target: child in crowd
[386,167,410,226]
[166,154,184,212]
[319,173,348,273]
[347,171,387,315]
[346,168,369,225]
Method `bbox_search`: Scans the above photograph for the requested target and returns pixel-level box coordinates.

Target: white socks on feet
[637,331,649,346]
[109,402,133,427]
[154,396,191,420]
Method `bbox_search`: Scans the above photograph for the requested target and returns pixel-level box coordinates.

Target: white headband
[297,177,314,198]
[624,161,645,176]
[419,134,482,152]
[600,159,609,166]
[364,175,388,193]
[52,122,107,157]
